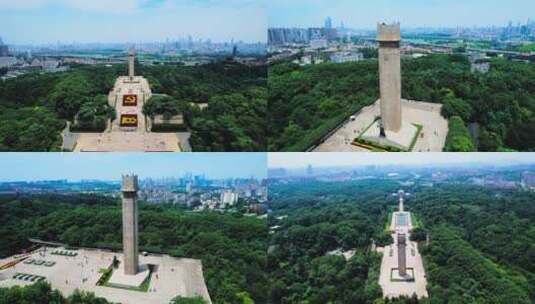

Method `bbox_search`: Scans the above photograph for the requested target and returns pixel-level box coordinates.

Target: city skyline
[0,153,267,182]
[0,0,266,45]
[268,0,535,29]
[268,153,535,169]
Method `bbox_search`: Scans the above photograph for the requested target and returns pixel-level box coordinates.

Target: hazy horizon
[268,153,535,169]
[268,0,535,29]
[0,153,267,182]
[0,0,266,45]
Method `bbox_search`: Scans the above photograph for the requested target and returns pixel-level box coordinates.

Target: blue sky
[0,153,267,181]
[269,0,535,29]
[0,0,266,44]
[269,153,535,168]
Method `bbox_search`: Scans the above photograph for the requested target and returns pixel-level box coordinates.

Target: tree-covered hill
[0,194,268,304]
[268,179,400,303]
[0,61,266,151]
[268,61,378,151]
[267,179,535,303]
[268,55,535,151]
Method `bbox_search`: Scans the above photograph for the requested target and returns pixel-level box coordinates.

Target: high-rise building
[232,45,238,58]
[0,37,9,56]
[307,164,313,176]
[220,189,238,206]
[325,17,333,29]
[122,174,139,275]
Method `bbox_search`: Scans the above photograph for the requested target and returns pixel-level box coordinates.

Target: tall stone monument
[398,189,405,212]
[122,174,139,275]
[128,48,135,79]
[397,233,407,277]
[377,23,402,132]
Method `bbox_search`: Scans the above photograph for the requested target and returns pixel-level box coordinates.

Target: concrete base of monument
[0,246,212,304]
[391,268,415,282]
[313,99,448,152]
[108,264,151,288]
[359,120,420,151]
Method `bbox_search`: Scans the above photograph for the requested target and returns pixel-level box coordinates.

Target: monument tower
[128,48,135,79]
[397,233,407,277]
[377,23,402,132]
[398,189,405,212]
[122,174,139,275]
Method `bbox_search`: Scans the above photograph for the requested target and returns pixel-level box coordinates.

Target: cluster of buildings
[469,175,518,189]
[0,38,8,56]
[0,56,71,80]
[268,17,341,46]
[0,35,266,81]
[195,179,267,212]
[125,38,265,56]
[269,17,369,65]
[521,171,535,190]
[468,52,491,73]
[132,175,268,212]
[9,38,266,57]
[0,174,268,213]
[430,169,535,190]
[0,179,117,196]
[330,51,364,63]
[0,57,71,81]
[268,164,535,193]
[269,16,535,67]
[451,19,535,41]
[0,38,77,79]
[464,171,535,190]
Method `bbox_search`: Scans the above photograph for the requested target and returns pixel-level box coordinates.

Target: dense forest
[0,60,266,151]
[268,54,535,151]
[268,179,400,303]
[0,194,268,304]
[267,178,535,303]
[0,281,208,304]
[268,61,378,151]
[409,184,535,303]
[0,281,110,304]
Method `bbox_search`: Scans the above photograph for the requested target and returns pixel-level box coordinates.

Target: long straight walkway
[74,76,181,152]
[377,193,428,299]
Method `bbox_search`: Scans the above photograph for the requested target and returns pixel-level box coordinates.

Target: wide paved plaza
[0,246,211,304]
[313,100,448,152]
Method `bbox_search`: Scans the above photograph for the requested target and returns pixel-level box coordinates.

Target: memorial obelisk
[397,233,407,277]
[122,174,139,275]
[377,23,402,133]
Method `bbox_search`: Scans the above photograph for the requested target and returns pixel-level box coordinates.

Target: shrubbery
[444,116,476,152]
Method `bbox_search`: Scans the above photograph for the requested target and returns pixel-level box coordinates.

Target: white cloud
[64,0,138,12]
[0,0,262,11]
[0,0,139,12]
[0,0,266,43]
[0,0,48,9]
